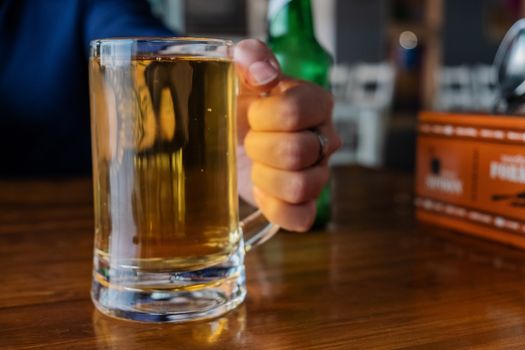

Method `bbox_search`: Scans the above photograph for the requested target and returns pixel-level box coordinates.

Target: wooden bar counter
[3,167,525,349]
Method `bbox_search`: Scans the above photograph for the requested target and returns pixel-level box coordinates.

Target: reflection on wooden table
[3,167,525,349]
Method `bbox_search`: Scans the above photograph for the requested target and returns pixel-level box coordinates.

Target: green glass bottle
[267,0,333,228]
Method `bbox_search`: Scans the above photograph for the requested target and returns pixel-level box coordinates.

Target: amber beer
[90,55,240,274]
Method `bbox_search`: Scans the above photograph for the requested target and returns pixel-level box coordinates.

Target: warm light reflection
[399,31,418,50]
[91,305,246,348]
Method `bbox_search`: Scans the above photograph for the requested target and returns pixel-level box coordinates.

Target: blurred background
[148,0,523,171]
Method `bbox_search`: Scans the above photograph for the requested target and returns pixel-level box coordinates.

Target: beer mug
[89,38,279,322]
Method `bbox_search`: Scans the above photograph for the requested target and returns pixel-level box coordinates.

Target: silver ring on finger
[309,128,329,166]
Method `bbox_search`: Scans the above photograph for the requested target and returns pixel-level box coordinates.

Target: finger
[252,163,329,204]
[319,124,344,157]
[234,39,281,93]
[248,83,333,132]
[237,145,255,205]
[253,186,316,232]
[237,94,257,142]
[245,130,319,170]
[244,126,341,170]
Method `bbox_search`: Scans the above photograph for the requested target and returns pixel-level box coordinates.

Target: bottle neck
[268,0,316,40]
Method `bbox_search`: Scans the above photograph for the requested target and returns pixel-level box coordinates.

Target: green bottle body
[267,0,333,227]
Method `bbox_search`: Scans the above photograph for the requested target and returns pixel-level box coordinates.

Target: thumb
[234,39,281,93]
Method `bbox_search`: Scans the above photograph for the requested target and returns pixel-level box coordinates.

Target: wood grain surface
[3,167,525,349]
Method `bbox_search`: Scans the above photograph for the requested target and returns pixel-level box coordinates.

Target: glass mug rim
[89,36,278,323]
[90,37,234,60]
[90,36,234,45]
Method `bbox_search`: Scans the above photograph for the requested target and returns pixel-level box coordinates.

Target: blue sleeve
[84,0,176,52]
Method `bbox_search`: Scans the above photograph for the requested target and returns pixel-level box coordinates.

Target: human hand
[234,39,341,232]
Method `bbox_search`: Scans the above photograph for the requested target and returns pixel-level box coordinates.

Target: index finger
[248,81,334,131]
[234,39,282,94]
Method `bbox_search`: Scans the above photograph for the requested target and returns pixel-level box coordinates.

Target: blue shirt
[0,0,172,175]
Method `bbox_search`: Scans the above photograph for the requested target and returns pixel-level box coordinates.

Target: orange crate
[415,111,525,249]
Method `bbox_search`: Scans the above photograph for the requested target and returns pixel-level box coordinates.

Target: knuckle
[334,134,343,152]
[287,167,328,204]
[247,99,262,127]
[243,131,256,155]
[250,163,260,183]
[280,136,306,169]
[280,93,302,130]
[265,199,281,224]
[326,129,343,155]
[294,202,317,232]
[287,173,311,203]
[254,188,272,216]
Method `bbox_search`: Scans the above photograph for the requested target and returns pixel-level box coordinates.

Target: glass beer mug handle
[241,210,280,252]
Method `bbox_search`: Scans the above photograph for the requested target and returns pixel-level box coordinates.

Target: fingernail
[249,61,279,86]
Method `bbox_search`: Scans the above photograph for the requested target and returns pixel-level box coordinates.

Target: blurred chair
[346,63,396,111]
[434,66,474,112]
[329,64,351,101]
[331,63,396,168]
[471,64,497,112]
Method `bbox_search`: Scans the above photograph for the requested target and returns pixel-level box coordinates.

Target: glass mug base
[91,243,247,323]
